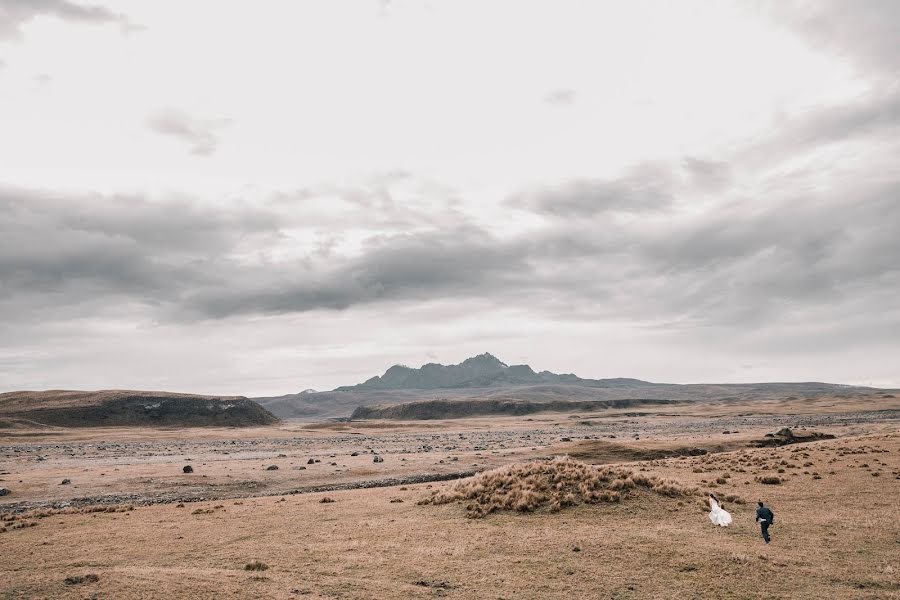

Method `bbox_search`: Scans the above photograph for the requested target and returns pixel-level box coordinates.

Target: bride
[708,493,732,527]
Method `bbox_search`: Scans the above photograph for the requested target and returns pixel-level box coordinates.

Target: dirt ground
[1,397,898,599]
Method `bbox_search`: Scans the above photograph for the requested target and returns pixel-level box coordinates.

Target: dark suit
[756,506,775,543]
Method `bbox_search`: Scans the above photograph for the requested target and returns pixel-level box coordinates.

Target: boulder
[373,455,384,463]
[266,465,279,471]
[183,465,194,473]
[0,487,10,496]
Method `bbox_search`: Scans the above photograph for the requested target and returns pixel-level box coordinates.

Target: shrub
[755,476,782,485]
[245,561,269,571]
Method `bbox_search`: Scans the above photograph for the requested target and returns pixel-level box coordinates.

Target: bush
[244,561,269,571]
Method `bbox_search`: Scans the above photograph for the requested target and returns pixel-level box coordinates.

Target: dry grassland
[1,429,898,599]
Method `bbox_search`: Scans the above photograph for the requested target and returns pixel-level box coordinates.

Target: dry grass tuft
[63,574,99,585]
[419,456,697,518]
[244,561,269,571]
[755,475,782,485]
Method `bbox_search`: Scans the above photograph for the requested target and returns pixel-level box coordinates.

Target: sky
[1,0,898,395]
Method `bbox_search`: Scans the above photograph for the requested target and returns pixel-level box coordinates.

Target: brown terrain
[1,391,899,599]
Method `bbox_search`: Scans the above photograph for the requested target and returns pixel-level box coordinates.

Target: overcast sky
[1,0,898,395]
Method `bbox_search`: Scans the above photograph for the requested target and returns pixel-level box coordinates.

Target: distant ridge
[335,352,648,391]
[0,390,279,428]
[351,397,678,420]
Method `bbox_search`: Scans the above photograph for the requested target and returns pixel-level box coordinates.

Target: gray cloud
[741,88,900,169]
[3,155,898,340]
[768,0,900,77]
[184,226,528,319]
[682,157,731,193]
[0,0,130,40]
[147,110,231,156]
[509,163,676,217]
[0,186,278,319]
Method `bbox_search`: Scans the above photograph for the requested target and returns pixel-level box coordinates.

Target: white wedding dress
[708,497,732,527]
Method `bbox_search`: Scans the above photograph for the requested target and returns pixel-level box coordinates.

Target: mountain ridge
[335,352,651,391]
[253,352,887,420]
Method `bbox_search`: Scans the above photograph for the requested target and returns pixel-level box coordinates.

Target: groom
[756,501,775,544]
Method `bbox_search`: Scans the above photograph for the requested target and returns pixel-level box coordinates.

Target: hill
[0,390,279,428]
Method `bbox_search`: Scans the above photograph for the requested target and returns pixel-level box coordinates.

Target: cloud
[0,0,131,40]
[183,225,528,319]
[739,88,900,170]
[147,109,231,156]
[0,180,526,323]
[508,163,676,217]
[767,0,900,77]
[544,89,576,106]
[0,186,280,321]
[682,158,731,192]
[3,149,898,340]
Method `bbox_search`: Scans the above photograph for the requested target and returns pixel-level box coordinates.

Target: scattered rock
[768,427,795,438]
[561,437,572,442]
[373,455,384,463]
[351,452,360,456]
[307,459,315,465]
[60,479,71,485]
[0,488,10,496]
[752,430,835,448]
[266,465,279,471]
[182,465,193,473]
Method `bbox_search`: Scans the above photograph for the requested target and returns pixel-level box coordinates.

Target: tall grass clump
[419,456,697,518]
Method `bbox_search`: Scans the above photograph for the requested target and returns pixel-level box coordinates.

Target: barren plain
[2,393,899,599]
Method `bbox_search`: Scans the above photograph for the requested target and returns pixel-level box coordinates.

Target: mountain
[253,352,888,420]
[334,352,647,391]
[0,390,279,428]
